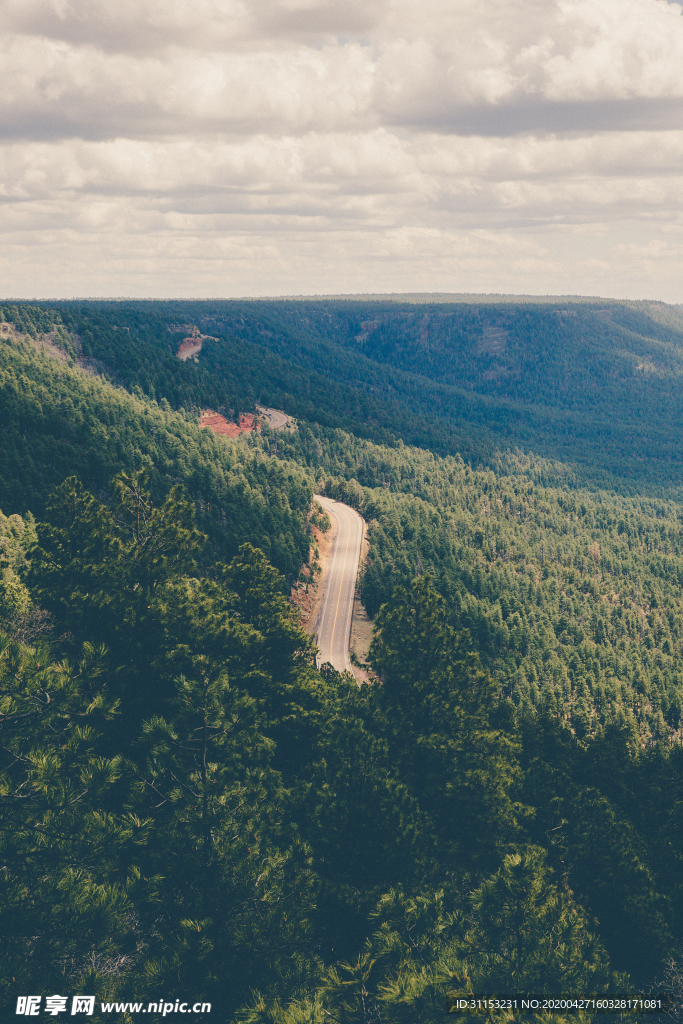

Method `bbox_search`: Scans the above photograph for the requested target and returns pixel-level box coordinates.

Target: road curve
[314,495,364,674]
[177,341,202,361]
[257,405,290,430]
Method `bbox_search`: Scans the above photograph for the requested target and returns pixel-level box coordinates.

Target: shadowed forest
[3,298,683,1022]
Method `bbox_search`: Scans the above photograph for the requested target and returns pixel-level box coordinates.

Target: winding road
[257,405,290,429]
[314,495,364,674]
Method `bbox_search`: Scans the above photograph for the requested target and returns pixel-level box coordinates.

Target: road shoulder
[349,523,373,683]
[291,505,338,632]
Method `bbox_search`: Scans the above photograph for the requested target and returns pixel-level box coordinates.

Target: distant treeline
[29,295,683,491]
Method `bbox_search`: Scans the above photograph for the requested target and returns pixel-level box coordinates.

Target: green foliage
[242,852,622,1024]
[309,502,331,534]
[271,421,683,747]
[131,660,319,1012]
[0,509,34,624]
[1,476,324,1017]
[369,577,522,869]
[0,326,311,578]
[462,848,616,997]
[37,296,683,490]
[0,635,156,1002]
[0,303,64,338]
[8,298,683,1015]
[553,787,672,976]
[207,297,683,489]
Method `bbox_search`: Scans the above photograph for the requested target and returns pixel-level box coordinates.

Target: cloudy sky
[2,0,683,300]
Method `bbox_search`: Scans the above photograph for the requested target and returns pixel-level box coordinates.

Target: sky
[2,0,683,301]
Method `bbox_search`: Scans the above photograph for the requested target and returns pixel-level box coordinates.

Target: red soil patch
[290,523,328,626]
[200,411,259,438]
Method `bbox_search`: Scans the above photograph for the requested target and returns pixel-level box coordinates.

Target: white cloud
[1,0,683,298]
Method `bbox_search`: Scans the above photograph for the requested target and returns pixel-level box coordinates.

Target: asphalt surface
[314,495,364,674]
[178,342,202,361]
[257,406,290,429]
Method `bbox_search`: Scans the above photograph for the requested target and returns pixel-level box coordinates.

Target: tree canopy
[3,299,683,1020]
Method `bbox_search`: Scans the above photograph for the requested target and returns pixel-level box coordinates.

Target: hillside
[3,300,683,1018]
[41,295,683,491]
[0,307,311,579]
[279,422,683,744]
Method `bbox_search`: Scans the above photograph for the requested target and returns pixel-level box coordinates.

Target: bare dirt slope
[200,411,258,438]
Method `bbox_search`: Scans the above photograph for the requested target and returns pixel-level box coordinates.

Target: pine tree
[131,656,318,1012]
[0,634,157,1002]
[369,576,522,869]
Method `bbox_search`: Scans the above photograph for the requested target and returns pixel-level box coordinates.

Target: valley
[3,296,683,1019]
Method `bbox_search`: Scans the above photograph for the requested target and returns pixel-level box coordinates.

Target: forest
[38,295,683,491]
[3,300,683,1022]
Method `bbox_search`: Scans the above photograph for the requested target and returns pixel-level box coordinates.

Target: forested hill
[0,311,311,578]
[33,294,683,491]
[5,300,683,1019]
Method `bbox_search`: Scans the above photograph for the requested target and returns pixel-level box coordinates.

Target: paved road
[257,405,290,429]
[314,495,364,674]
[178,341,202,361]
